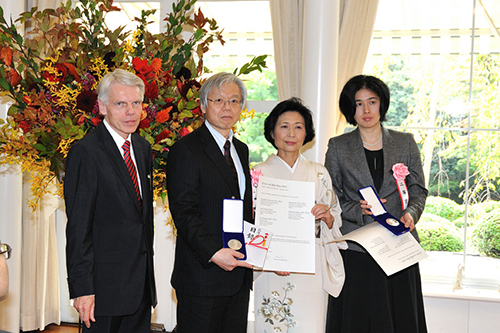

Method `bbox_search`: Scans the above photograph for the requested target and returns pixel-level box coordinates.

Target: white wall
[424,296,500,332]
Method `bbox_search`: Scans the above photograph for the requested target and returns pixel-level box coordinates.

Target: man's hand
[210,248,253,271]
[73,295,95,328]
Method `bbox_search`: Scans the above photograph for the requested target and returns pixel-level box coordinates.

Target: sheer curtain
[20,1,62,331]
[270,0,379,140]
[336,0,380,134]
[269,0,304,100]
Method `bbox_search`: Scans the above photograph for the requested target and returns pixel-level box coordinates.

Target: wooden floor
[23,323,80,333]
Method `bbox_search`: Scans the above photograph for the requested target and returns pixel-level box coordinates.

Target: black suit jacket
[166,123,253,297]
[64,123,157,316]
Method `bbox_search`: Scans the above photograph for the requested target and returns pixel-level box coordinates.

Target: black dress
[325,148,427,333]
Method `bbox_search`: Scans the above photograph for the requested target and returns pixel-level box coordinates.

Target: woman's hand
[275,271,291,276]
[311,204,334,229]
[360,198,387,215]
[400,213,415,231]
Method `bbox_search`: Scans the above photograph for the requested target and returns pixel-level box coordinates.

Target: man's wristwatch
[0,242,12,260]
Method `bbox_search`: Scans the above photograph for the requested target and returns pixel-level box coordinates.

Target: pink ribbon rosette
[251,169,263,218]
[392,163,410,210]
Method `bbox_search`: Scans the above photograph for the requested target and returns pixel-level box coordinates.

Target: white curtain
[335,0,380,135]
[26,0,60,10]
[269,0,304,100]
[20,175,60,331]
[269,0,379,138]
[19,1,63,331]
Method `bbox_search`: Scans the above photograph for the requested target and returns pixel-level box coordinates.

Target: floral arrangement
[0,0,266,209]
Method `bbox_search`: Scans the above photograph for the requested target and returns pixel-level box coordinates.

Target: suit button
[142,251,147,255]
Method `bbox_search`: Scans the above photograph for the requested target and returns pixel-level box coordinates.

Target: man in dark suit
[65,69,157,332]
[166,72,254,332]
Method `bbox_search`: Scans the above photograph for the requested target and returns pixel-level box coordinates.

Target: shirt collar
[103,119,132,149]
[205,120,234,152]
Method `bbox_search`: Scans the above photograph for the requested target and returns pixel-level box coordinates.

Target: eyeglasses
[207,98,241,109]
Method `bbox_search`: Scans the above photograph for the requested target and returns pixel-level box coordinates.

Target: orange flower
[6,68,21,86]
[0,46,13,66]
[150,58,162,74]
[155,106,172,124]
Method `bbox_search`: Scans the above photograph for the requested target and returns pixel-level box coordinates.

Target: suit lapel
[200,124,241,198]
[97,124,142,213]
[348,128,376,188]
[380,127,398,197]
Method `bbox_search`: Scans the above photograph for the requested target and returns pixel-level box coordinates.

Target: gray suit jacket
[325,127,428,252]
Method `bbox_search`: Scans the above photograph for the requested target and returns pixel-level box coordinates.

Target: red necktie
[122,140,142,209]
[224,140,238,184]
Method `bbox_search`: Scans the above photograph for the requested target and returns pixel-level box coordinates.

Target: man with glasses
[166,72,254,332]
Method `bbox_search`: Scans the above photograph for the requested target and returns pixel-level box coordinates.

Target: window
[195,1,277,164]
[363,0,500,293]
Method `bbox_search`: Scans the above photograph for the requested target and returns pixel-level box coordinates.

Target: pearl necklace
[362,136,383,147]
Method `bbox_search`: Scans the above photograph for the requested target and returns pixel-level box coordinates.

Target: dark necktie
[122,140,142,209]
[224,140,238,185]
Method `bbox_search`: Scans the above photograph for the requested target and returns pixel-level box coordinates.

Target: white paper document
[336,222,428,276]
[255,176,315,273]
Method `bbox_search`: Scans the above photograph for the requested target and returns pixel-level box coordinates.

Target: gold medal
[386,218,400,226]
[228,239,242,250]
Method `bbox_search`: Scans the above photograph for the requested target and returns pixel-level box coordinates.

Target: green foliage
[236,114,274,165]
[365,54,500,204]
[424,196,464,221]
[204,56,277,101]
[469,201,500,219]
[418,213,464,252]
[451,217,476,228]
[471,208,500,258]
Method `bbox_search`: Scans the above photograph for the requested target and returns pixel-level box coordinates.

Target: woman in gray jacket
[324,75,428,333]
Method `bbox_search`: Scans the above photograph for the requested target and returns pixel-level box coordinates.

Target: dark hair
[338,75,390,126]
[264,97,315,149]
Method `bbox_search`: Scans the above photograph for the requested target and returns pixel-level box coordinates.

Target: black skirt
[325,249,427,333]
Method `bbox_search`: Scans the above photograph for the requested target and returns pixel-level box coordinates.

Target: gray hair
[97,68,145,105]
[199,72,247,110]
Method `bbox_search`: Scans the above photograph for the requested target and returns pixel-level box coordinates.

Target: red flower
[192,106,202,116]
[76,90,98,113]
[19,121,31,133]
[77,115,86,125]
[91,117,102,126]
[145,81,159,102]
[179,126,193,137]
[155,129,171,143]
[132,57,155,80]
[139,118,150,130]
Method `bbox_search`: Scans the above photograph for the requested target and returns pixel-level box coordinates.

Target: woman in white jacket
[253,97,346,332]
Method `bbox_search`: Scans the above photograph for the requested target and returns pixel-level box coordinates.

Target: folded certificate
[335,222,428,276]
[222,199,247,259]
[359,186,409,235]
[243,221,272,268]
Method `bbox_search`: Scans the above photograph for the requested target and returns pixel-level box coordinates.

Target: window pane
[196,1,277,101]
[365,0,500,291]
[107,2,161,34]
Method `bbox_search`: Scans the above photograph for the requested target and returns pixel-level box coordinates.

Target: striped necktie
[122,140,142,209]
